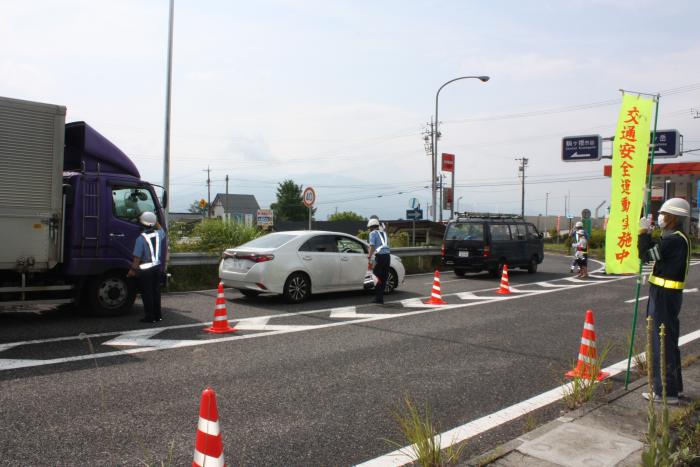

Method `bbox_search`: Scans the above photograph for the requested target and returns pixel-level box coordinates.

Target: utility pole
[205,166,211,218]
[162,0,174,222]
[545,192,550,234]
[422,121,435,221]
[516,157,528,218]
[225,174,229,222]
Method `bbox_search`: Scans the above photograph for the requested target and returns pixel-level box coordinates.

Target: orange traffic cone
[496,264,511,295]
[204,282,236,334]
[193,387,225,467]
[565,309,610,380]
[424,270,448,305]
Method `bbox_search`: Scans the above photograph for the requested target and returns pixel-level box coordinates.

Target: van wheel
[454,269,466,277]
[527,256,539,273]
[85,270,136,316]
[283,272,311,303]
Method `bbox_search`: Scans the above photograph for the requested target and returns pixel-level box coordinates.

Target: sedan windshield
[237,233,298,249]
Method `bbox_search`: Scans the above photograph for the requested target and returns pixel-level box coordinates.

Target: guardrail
[170,247,441,266]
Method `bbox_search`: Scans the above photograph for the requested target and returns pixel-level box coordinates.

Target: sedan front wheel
[283,272,311,303]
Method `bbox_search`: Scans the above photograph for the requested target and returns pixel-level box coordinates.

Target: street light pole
[432,75,489,222]
[162,0,174,222]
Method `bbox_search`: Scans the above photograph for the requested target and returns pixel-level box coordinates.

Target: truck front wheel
[85,271,136,316]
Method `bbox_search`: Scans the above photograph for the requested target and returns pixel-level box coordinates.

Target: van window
[446,223,484,241]
[526,224,540,239]
[490,224,511,241]
[511,224,525,240]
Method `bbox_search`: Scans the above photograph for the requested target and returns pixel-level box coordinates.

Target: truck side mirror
[161,190,168,209]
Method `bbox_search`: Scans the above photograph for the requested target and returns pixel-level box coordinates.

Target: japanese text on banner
[605,94,653,274]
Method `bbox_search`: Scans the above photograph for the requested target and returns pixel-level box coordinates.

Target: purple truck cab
[60,122,167,315]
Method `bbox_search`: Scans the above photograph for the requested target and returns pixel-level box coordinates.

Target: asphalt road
[1,253,700,466]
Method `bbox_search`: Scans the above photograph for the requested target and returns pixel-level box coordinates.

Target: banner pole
[624,93,661,389]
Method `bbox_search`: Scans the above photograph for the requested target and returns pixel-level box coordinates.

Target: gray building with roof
[211,193,261,224]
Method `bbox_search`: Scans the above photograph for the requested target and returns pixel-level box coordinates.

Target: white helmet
[139,211,157,227]
[574,221,583,228]
[367,218,380,228]
[659,198,690,217]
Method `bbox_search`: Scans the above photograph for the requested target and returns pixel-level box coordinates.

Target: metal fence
[170,247,440,266]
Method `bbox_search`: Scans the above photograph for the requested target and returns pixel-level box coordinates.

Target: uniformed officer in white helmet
[127,211,167,323]
[367,217,390,304]
[638,197,691,404]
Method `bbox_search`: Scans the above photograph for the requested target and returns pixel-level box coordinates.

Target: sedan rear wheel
[283,272,311,303]
[384,269,399,294]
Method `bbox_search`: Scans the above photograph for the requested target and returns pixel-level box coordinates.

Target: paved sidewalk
[464,361,700,466]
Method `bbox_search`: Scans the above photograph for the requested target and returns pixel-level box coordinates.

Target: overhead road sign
[650,129,681,158]
[562,135,602,162]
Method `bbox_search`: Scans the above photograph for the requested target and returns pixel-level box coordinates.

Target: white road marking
[329,307,386,319]
[564,277,599,283]
[456,292,506,301]
[0,274,631,372]
[1,259,692,372]
[536,282,567,288]
[356,328,700,467]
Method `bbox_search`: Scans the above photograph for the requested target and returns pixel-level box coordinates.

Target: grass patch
[561,344,612,410]
[386,395,465,466]
[165,264,220,292]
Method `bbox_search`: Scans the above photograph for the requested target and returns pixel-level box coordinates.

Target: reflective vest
[139,231,161,270]
[648,231,690,290]
[374,231,389,254]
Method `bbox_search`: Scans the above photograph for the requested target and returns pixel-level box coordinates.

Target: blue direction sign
[562,135,602,162]
[650,130,681,158]
[406,209,423,220]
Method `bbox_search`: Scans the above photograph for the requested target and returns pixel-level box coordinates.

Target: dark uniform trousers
[647,285,684,397]
[373,253,390,303]
[138,266,162,321]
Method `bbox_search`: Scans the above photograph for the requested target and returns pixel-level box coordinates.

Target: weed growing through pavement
[137,440,175,467]
[385,394,464,466]
[642,319,672,466]
[627,331,648,379]
[561,343,612,410]
[523,413,537,434]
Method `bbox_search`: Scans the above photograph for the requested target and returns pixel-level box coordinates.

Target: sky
[3,0,700,221]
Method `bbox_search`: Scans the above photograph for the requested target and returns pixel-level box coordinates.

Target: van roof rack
[454,212,524,220]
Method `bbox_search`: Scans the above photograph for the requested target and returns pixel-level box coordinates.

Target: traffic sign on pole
[302,187,316,207]
[562,135,602,161]
[406,209,423,220]
[441,153,455,172]
[650,130,681,158]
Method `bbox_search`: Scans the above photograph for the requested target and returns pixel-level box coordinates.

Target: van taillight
[441,242,445,258]
[483,245,490,257]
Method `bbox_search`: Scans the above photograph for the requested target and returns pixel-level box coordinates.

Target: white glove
[639,217,651,232]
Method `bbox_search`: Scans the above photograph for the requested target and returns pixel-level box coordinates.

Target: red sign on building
[442,153,455,173]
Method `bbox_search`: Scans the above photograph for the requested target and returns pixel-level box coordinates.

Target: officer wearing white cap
[127,211,166,323]
[367,217,390,304]
[638,198,691,404]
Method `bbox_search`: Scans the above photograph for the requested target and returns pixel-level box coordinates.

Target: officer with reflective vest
[127,212,166,323]
[367,218,390,304]
[638,198,691,404]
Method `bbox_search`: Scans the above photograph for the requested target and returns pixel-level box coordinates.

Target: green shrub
[357,229,409,247]
[187,219,263,254]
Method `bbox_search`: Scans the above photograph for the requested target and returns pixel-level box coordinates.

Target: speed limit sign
[302,187,316,207]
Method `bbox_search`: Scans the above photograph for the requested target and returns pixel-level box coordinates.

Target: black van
[442,214,544,277]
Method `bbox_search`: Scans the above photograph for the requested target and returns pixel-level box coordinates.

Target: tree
[270,179,315,221]
[188,199,208,216]
[328,211,366,222]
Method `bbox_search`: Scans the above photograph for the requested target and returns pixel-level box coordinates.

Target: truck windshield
[112,186,157,223]
[446,223,484,241]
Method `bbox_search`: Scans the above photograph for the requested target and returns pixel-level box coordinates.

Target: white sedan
[218,230,405,303]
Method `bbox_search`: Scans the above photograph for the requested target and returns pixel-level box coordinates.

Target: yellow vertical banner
[605,94,654,274]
